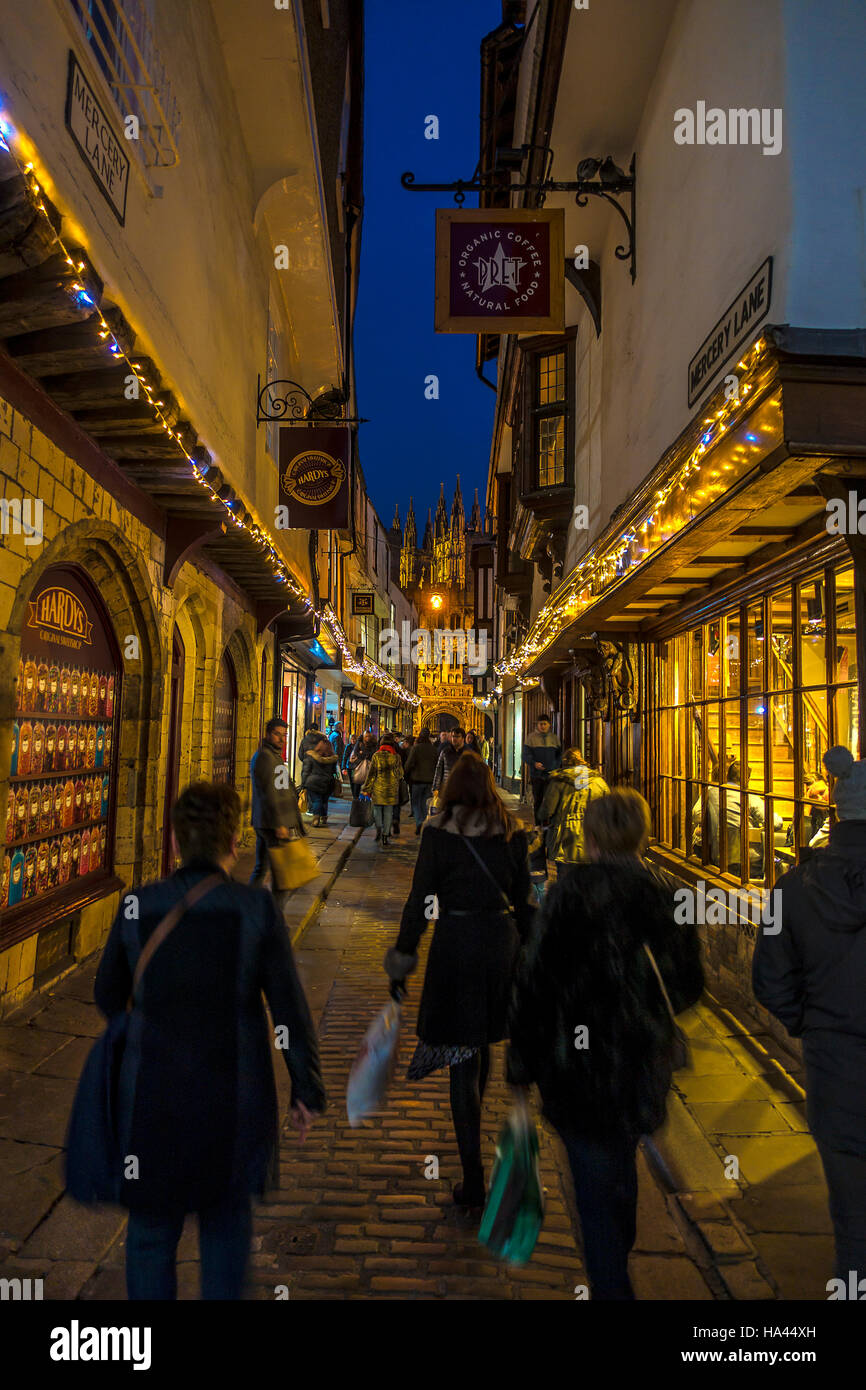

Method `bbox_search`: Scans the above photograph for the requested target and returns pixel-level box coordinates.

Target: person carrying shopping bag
[507,788,703,1299]
[348,731,377,802]
[362,733,404,846]
[384,752,536,1209]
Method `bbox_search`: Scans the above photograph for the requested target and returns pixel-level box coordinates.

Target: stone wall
[0,395,269,1013]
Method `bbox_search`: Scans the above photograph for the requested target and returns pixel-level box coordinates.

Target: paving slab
[17,1193,126,1262]
[0,1073,77,1146]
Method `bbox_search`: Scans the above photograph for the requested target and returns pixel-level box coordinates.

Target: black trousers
[556,1125,638,1300]
[449,1048,490,1195]
[530,778,548,822]
[818,1142,866,1282]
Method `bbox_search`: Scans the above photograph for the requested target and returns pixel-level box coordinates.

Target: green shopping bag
[478,1106,544,1265]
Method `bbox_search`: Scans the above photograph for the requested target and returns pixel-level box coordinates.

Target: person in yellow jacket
[362,732,405,847]
[540,749,609,875]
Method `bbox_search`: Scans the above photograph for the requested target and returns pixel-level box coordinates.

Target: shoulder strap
[459,834,513,912]
[131,873,223,1001]
[643,942,676,1024]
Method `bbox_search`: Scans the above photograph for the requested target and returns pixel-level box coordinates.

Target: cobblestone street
[0,799,837,1302]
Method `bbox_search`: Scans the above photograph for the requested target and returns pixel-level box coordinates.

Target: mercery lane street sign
[64,51,130,226]
[688,257,772,407]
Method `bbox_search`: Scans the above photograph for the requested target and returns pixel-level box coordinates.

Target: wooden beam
[0,248,103,335]
[730,525,793,537]
[72,394,181,435]
[164,516,227,587]
[0,178,63,277]
[39,358,161,409]
[5,305,135,376]
[101,423,197,460]
[0,346,165,535]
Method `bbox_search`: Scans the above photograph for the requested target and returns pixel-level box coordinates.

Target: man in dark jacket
[432,727,466,795]
[94,781,325,1300]
[404,730,439,834]
[753,744,866,1287]
[522,716,562,821]
[249,718,304,914]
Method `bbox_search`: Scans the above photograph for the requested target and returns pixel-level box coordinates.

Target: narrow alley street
[0,801,835,1302]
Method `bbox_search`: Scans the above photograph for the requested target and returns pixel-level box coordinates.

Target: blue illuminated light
[745,432,758,443]
[755,704,766,715]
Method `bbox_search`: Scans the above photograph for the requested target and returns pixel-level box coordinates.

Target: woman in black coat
[508,788,703,1300]
[91,782,325,1300]
[301,736,340,826]
[385,752,535,1207]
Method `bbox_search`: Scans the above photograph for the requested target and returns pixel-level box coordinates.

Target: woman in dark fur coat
[508,788,704,1299]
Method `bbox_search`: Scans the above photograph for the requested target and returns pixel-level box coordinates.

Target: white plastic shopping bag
[346,1001,401,1127]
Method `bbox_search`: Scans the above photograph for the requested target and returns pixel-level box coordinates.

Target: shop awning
[0,139,312,629]
[498,332,866,678]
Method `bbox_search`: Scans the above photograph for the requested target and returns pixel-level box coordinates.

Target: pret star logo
[280,450,345,507]
[473,240,525,294]
[27,587,93,643]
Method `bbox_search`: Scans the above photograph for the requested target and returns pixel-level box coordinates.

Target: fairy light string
[495,334,777,679]
[0,114,419,708]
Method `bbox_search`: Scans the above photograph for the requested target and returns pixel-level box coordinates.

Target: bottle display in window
[44,723,57,772]
[31,722,45,776]
[8,569,121,918]
[8,848,24,906]
[17,720,32,776]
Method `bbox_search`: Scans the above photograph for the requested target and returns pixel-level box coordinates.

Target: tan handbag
[268,836,319,890]
[297,789,308,814]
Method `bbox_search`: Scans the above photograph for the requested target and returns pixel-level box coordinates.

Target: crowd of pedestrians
[73,709,866,1305]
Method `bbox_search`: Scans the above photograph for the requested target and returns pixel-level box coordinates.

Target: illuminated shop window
[651,561,858,887]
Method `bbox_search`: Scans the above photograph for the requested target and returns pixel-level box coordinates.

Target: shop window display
[652,560,859,887]
[2,568,120,916]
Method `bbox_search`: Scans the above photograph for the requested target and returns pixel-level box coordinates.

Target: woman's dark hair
[379,732,398,750]
[417,728,432,744]
[436,750,517,839]
[171,781,240,862]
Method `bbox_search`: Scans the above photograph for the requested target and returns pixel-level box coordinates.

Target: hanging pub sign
[277,426,350,529]
[64,52,130,225]
[687,257,772,407]
[351,591,375,616]
[435,208,564,334]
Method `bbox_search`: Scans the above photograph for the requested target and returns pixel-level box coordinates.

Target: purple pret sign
[435,209,564,334]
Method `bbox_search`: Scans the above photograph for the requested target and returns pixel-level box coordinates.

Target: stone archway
[223,624,258,833]
[4,519,164,890]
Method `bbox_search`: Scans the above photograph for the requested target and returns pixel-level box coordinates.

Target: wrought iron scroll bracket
[256,377,368,427]
[400,152,636,282]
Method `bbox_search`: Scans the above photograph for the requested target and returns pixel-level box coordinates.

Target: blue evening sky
[354,0,502,538]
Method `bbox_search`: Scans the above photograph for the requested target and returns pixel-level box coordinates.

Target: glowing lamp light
[431,595,443,609]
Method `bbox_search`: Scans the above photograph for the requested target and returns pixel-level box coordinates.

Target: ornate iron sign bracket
[256,376,368,427]
[401,152,636,282]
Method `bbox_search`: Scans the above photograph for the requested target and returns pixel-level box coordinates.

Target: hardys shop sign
[435,209,564,334]
[277,427,351,529]
[27,587,93,647]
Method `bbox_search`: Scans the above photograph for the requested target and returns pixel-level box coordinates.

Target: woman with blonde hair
[508,787,703,1298]
[385,752,536,1208]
